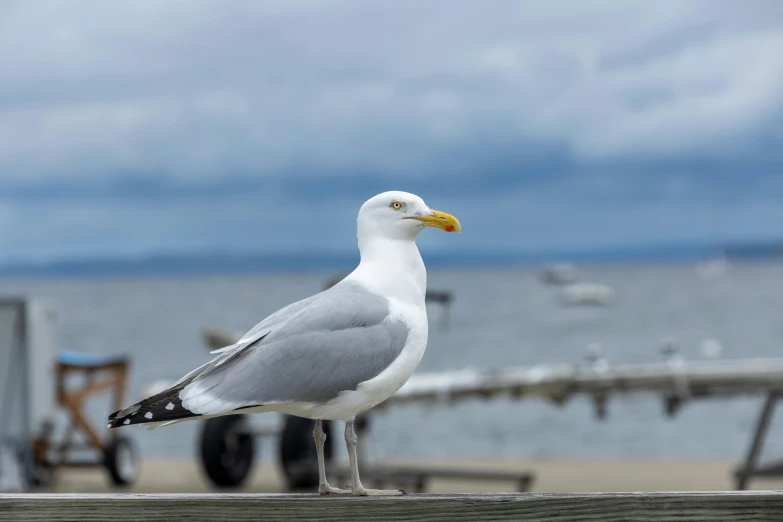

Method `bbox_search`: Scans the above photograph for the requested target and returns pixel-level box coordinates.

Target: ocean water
[2,260,783,463]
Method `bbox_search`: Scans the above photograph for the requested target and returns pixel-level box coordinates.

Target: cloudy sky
[0,0,781,263]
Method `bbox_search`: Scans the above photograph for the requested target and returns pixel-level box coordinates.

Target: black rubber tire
[104,436,138,487]
[279,416,333,490]
[199,415,256,488]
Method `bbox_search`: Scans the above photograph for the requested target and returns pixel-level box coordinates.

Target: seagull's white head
[357,191,462,243]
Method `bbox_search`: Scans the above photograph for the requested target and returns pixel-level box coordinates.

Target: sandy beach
[47,457,781,494]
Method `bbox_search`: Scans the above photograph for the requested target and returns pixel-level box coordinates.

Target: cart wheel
[30,463,53,488]
[279,416,333,490]
[104,436,138,487]
[199,415,255,488]
[16,443,52,489]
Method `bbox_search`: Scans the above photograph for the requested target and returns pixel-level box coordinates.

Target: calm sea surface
[3,261,783,462]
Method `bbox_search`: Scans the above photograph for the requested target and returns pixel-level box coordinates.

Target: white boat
[695,255,729,280]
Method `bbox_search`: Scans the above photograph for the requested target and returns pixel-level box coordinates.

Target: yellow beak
[408,209,462,233]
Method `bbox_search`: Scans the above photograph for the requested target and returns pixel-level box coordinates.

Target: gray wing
[209,290,327,355]
[237,292,325,345]
[202,286,336,372]
[177,285,410,415]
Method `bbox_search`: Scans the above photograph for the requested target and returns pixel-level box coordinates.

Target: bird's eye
[390,201,403,210]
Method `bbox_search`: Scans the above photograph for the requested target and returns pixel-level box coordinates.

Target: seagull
[107,191,461,496]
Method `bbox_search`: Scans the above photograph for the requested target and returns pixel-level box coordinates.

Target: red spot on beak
[444,225,454,232]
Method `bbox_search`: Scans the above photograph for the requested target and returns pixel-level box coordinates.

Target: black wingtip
[106,387,201,429]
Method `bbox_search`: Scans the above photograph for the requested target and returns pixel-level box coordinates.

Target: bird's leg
[345,418,405,496]
[314,419,350,495]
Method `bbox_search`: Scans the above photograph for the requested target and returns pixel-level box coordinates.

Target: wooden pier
[386,358,783,408]
[2,491,782,521]
[201,327,783,491]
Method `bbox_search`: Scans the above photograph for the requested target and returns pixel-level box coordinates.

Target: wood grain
[2,491,783,521]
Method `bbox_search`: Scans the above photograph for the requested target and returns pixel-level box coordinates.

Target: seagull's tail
[107,382,202,430]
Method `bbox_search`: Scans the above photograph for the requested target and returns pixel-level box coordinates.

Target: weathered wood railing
[2,492,783,521]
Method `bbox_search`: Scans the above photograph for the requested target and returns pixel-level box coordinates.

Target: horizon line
[0,238,781,279]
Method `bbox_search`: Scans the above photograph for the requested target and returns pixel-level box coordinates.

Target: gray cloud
[0,1,781,261]
[1,0,781,182]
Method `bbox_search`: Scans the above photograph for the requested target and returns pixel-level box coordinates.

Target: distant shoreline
[0,240,780,279]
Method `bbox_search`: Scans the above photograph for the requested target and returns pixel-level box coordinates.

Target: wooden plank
[2,492,783,522]
[330,464,535,492]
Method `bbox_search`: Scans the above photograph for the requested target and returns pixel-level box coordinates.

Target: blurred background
[1,0,783,494]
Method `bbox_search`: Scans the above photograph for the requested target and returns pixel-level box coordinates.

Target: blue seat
[57,350,127,368]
